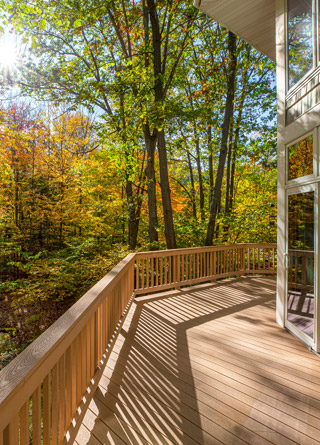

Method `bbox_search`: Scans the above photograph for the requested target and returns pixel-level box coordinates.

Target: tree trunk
[230,97,247,210]
[119,92,141,251]
[206,31,237,246]
[225,120,234,214]
[195,133,205,221]
[148,0,176,249]
[144,125,159,248]
[157,129,176,249]
[208,125,214,207]
[142,2,158,249]
[126,178,139,250]
[187,151,197,219]
[229,116,242,212]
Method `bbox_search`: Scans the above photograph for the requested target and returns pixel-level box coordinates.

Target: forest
[0,0,277,368]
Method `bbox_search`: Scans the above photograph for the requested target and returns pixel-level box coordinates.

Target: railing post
[131,262,135,296]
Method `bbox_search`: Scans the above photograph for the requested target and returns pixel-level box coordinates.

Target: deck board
[75,276,320,445]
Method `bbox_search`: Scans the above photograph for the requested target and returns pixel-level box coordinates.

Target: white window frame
[286,128,318,186]
[286,0,317,94]
[285,183,318,351]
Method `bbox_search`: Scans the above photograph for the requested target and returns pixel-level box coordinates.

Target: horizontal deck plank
[76,276,320,445]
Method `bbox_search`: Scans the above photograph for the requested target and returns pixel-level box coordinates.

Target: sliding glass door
[286,187,316,344]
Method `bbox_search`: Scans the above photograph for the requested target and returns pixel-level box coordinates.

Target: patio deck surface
[74,276,320,445]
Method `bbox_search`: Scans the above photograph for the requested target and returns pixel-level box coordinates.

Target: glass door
[286,188,315,344]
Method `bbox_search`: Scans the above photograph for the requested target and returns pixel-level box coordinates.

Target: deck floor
[75,276,320,445]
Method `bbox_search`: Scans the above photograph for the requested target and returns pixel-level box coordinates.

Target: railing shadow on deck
[83,276,276,444]
[0,243,276,444]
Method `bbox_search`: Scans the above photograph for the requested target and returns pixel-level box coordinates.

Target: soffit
[194,0,276,61]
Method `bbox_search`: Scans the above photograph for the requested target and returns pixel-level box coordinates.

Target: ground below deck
[75,276,320,445]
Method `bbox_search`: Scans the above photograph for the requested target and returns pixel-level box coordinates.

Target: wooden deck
[74,276,320,445]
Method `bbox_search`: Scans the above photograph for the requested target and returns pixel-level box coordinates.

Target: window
[288,135,313,180]
[287,0,313,90]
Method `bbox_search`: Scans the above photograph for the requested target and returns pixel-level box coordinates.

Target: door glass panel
[287,191,314,338]
[288,0,313,89]
[288,135,313,180]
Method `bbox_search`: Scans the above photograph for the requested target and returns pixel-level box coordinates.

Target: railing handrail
[0,243,277,442]
[135,243,276,259]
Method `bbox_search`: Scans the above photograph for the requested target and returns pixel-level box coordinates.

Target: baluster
[181,254,184,282]
[3,414,19,445]
[217,251,219,275]
[102,300,107,351]
[58,355,66,443]
[90,316,95,379]
[197,253,200,278]
[52,364,59,445]
[65,347,72,434]
[81,325,87,393]
[156,257,159,287]
[135,259,139,290]
[142,259,145,288]
[19,401,29,445]
[146,258,150,289]
[71,341,77,420]
[32,386,41,445]
[252,248,254,271]
[151,258,154,288]
[232,249,234,272]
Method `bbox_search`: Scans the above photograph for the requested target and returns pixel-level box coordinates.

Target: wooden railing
[134,243,277,294]
[0,253,136,445]
[0,243,276,444]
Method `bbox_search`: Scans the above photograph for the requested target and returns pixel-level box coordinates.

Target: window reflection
[288,0,313,89]
[288,135,313,180]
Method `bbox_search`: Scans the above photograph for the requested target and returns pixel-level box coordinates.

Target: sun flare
[0,41,18,69]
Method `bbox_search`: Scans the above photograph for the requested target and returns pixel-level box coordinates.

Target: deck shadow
[76,276,302,444]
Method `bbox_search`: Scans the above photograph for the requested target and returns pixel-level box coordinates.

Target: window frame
[286,129,317,185]
[286,0,317,94]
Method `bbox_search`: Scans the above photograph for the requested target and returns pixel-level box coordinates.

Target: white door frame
[285,183,318,351]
